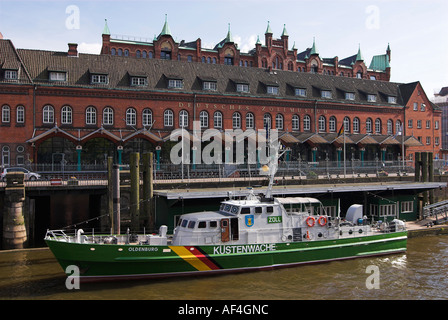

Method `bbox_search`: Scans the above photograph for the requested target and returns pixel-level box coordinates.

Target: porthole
[16,145,25,153]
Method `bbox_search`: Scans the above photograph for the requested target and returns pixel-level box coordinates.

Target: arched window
[136,50,141,58]
[353,117,360,133]
[124,49,129,57]
[292,115,300,131]
[61,105,72,124]
[142,51,147,58]
[318,116,326,132]
[117,48,123,56]
[276,114,284,130]
[303,115,311,131]
[111,48,116,55]
[126,108,137,126]
[214,111,223,128]
[245,112,254,129]
[179,110,188,128]
[16,105,25,124]
[232,112,241,129]
[2,146,10,167]
[164,109,173,127]
[396,120,402,135]
[199,110,209,128]
[142,109,152,127]
[86,106,96,125]
[344,117,350,133]
[148,51,153,59]
[263,113,272,129]
[375,118,382,134]
[43,105,54,124]
[329,116,336,132]
[103,107,114,126]
[2,105,10,123]
[366,118,373,133]
[387,120,393,135]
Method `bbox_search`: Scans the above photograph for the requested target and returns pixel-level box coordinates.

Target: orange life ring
[318,216,327,226]
[306,216,315,227]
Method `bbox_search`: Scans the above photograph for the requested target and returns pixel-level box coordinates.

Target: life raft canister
[306,216,316,227]
[318,216,327,226]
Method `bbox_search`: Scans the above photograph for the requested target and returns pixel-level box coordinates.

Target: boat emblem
[245,215,255,227]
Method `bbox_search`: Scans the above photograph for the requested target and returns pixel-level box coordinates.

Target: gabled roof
[6,41,411,108]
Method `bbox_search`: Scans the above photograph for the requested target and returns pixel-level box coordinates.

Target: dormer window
[321,90,332,99]
[345,92,355,100]
[267,86,279,95]
[91,73,108,84]
[236,83,249,93]
[49,71,67,82]
[4,69,18,80]
[388,96,397,104]
[131,77,147,87]
[203,81,217,91]
[295,88,307,97]
[367,94,377,102]
[168,79,183,89]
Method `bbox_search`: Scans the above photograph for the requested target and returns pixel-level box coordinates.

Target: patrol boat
[45,145,407,282]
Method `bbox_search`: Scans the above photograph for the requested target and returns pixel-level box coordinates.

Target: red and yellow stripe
[169,246,220,271]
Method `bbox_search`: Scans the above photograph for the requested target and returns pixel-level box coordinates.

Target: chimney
[68,43,78,57]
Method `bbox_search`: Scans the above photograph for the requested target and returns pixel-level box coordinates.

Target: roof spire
[265,21,273,34]
[282,24,288,37]
[159,14,172,37]
[225,23,233,43]
[356,43,364,61]
[102,19,110,35]
[310,37,318,55]
[256,35,261,45]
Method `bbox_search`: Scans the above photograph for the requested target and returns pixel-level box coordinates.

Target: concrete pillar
[3,172,27,249]
[130,152,140,231]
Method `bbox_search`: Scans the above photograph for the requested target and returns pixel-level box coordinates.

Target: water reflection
[0,236,447,300]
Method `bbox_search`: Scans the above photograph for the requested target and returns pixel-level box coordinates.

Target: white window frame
[164,110,174,127]
[292,115,300,131]
[275,114,284,130]
[85,106,97,125]
[91,74,108,84]
[43,105,54,124]
[179,110,188,128]
[103,107,114,126]
[168,79,183,89]
[2,105,10,123]
[199,111,209,128]
[49,72,67,82]
[126,108,137,126]
[61,106,72,124]
[245,113,254,129]
[16,106,25,124]
[142,109,152,127]
[214,111,223,129]
[232,112,241,129]
[236,84,249,93]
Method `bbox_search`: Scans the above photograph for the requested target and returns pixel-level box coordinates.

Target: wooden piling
[130,152,140,231]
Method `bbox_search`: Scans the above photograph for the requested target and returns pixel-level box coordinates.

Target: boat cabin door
[221,218,230,242]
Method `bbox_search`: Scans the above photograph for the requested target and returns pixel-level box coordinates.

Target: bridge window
[198,221,206,228]
[240,207,251,214]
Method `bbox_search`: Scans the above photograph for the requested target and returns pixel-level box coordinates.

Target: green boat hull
[46,231,407,282]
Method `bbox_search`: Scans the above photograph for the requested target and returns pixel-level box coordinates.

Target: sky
[0,0,447,99]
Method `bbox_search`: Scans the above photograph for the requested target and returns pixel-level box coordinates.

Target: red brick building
[0,18,441,169]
